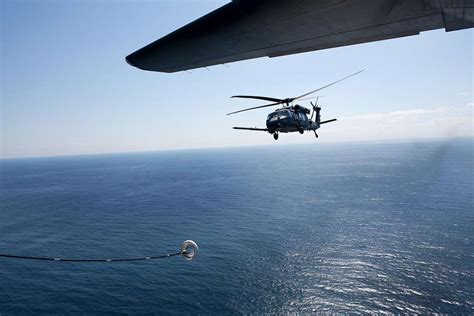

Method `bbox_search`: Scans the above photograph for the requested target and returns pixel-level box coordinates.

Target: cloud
[340,107,445,121]
[322,105,473,142]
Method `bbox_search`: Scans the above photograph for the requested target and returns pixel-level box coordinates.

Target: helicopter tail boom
[319,118,337,125]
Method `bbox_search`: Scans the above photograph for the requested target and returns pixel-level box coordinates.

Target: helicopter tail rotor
[310,96,322,122]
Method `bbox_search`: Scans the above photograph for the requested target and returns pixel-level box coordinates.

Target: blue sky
[1,0,472,158]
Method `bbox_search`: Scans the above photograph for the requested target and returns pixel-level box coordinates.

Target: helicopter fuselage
[266,105,319,134]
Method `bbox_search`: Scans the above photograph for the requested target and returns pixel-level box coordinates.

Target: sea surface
[0,139,473,314]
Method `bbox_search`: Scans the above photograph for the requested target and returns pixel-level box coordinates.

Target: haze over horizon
[1,1,472,159]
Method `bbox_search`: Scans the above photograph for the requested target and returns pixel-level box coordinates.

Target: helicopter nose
[266,120,280,131]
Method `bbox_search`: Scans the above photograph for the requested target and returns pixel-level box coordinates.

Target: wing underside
[126,0,473,73]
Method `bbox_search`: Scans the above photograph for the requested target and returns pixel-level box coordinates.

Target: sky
[1,0,472,159]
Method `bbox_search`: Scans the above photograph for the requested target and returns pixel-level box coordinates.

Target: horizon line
[1,136,472,161]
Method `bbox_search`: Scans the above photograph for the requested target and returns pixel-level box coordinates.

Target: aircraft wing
[126,0,473,73]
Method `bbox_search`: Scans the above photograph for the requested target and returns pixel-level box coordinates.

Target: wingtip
[125,54,136,68]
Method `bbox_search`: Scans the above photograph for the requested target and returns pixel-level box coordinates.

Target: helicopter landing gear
[273,133,279,140]
[313,130,319,138]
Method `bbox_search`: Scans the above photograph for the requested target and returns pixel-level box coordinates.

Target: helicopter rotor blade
[231,95,284,103]
[297,95,324,102]
[228,70,363,116]
[292,69,364,101]
[226,101,281,115]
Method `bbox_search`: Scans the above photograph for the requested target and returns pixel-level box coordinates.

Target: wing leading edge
[126,0,473,73]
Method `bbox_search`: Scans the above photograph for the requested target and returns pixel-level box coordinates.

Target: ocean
[0,139,472,314]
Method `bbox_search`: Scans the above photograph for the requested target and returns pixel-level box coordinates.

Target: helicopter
[227,70,364,140]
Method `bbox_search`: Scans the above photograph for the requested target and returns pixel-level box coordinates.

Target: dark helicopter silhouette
[227,70,363,140]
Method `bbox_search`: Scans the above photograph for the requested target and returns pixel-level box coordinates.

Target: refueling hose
[0,240,198,263]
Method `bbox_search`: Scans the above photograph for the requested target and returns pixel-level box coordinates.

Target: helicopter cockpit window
[269,115,279,122]
[267,113,279,122]
[268,112,288,122]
